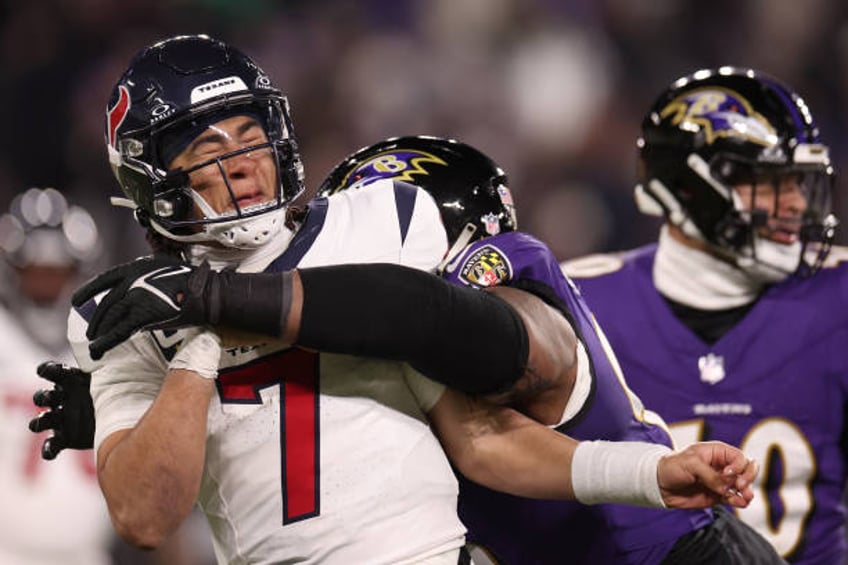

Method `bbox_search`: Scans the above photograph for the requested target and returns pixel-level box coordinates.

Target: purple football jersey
[568,244,848,564]
[443,232,713,564]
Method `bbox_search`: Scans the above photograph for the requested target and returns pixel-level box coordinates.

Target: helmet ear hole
[151,170,193,222]
[153,190,193,222]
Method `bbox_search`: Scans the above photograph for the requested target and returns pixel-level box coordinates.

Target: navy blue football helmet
[636,67,837,279]
[106,34,305,248]
[319,135,517,266]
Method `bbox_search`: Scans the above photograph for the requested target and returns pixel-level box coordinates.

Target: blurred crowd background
[2,0,848,264]
[1,2,847,563]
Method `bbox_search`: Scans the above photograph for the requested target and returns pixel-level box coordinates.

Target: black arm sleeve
[297,263,529,395]
[210,268,291,338]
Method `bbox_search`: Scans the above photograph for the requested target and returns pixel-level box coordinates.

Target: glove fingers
[90,299,183,359]
[29,410,59,433]
[72,263,134,307]
[87,283,132,340]
[74,255,184,308]
[89,294,134,342]
[42,434,67,461]
[90,317,135,360]
[33,388,64,409]
[82,254,192,358]
[37,361,78,384]
[88,297,146,358]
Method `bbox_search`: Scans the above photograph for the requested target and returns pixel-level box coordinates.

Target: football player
[562,67,843,564]
[39,35,755,564]
[0,189,112,564]
[319,135,785,564]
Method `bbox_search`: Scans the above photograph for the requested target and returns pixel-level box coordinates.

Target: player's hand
[28,361,95,460]
[657,441,757,509]
[72,255,215,359]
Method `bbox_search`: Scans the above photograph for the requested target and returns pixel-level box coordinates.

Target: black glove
[28,361,95,460]
[72,255,217,360]
[72,255,287,360]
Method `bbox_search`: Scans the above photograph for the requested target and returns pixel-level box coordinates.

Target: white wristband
[168,329,222,379]
[571,440,671,508]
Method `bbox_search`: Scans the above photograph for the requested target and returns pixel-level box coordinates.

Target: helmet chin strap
[634,179,701,240]
[438,223,478,275]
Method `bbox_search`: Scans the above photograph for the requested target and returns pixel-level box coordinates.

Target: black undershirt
[662,296,757,345]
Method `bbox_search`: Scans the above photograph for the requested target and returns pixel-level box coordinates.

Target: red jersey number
[217,348,320,524]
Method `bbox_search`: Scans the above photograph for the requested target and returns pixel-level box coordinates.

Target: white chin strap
[438,223,478,274]
[634,179,702,240]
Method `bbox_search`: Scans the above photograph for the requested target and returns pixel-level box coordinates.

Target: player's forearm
[428,389,579,499]
[213,264,529,395]
[429,389,680,507]
[79,259,529,394]
[462,412,582,499]
[455,423,752,509]
[97,370,213,549]
[295,264,529,394]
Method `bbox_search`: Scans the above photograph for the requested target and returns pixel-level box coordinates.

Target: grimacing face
[733,173,808,245]
[168,114,278,217]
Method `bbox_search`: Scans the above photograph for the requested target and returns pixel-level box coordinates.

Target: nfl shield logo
[481,213,500,236]
[698,353,725,385]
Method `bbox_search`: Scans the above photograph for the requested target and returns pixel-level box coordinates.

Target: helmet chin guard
[195,201,287,249]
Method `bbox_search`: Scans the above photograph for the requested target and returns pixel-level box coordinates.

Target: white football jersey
[0,306,113,565]
[70,181,464,565]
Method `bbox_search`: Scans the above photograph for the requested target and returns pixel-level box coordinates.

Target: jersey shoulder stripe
[392,180,419,245]
[266,198,329,272]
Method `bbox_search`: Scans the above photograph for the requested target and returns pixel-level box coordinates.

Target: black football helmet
[319,135,517,268]
[105,34,305,248]
[636,67,837,279]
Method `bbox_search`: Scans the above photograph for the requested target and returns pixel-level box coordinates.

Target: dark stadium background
[2,0,846,265]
